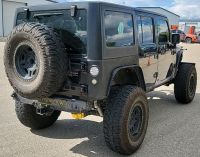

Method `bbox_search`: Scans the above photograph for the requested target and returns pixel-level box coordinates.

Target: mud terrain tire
[15,101,61,129]
[174,63,197,103]
[103,86,149,155]
[4,23,68,99]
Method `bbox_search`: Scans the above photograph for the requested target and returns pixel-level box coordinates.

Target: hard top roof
[15,1,167,18]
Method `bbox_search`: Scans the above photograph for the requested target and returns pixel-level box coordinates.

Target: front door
[156,17,173,81]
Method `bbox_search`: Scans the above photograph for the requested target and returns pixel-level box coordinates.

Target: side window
[177,30,184,35]
[171,30,176,33]
[141,17,154,43]
[16,13,25,25]
[137,16,154,44]
[157,19,170,42]
[104,11,134,47]
[137,16,143,45]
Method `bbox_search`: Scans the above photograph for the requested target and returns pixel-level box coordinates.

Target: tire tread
[4,23,68,99]
[15,101,61,129]
[103,85,148,155]
[174,64,197,103]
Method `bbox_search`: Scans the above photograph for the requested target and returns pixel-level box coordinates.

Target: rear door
[102,6,136,59]
[136,11,157,87]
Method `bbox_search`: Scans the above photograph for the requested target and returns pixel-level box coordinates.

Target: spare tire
[4,23,68,99]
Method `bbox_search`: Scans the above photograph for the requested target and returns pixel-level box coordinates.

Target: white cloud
[168,0,200,19]
[58,0,200,19]
[113,0,200,19]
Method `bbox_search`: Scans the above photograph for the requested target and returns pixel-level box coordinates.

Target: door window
[137,16,154,44]
[157,19,170,42]
[137,16,143,45]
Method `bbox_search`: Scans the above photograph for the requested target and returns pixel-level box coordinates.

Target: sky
[55,0,200,19]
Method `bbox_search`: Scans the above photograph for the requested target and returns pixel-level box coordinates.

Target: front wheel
[185,38,192,43]
[174,64,197,103]
[15,101,61,129]
[103,86,149,155]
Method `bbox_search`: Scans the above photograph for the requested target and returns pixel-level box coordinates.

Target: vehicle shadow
[31,90,200,157]
[31,118,122,156]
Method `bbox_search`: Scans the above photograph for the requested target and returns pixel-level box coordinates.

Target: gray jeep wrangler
[4,2,197,155]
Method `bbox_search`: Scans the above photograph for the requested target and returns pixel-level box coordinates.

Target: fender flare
[176,50,183,69]
[175,50,183,76]
[175,50,195,76]
[106,65,146,96]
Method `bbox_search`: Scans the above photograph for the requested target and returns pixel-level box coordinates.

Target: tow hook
[34,104,54,116]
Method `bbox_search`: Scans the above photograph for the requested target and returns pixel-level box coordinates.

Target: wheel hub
[189,75,195,94]
[129,105,142,137]
[15,44,39,80]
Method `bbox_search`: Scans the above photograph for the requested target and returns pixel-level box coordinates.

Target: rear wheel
[174,64,197,103]
[103,86,149,155]
[15,101,61,129]
[185,38,192,43]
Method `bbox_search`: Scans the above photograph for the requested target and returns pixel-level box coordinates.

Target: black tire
[4,23,68,99]
[103,86,149,155]
[174,64,197,103]
[185,38,192,43]
[15,101,61,129]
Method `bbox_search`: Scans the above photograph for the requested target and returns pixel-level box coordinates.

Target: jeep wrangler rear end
[4,2,197,155]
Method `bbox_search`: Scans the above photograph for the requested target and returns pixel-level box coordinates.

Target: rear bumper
[11,92,89,113]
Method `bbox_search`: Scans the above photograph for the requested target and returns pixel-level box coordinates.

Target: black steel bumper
[11,92,89,113]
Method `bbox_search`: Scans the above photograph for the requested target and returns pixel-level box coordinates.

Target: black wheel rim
[15,44,39,80]
[129,105,142,137]
[189,75,195,95]
[186,38,191,43]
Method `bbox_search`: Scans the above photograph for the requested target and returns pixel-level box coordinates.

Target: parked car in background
[197,32,200,42]
[171,29,198,43]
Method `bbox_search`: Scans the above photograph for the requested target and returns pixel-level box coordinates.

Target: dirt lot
[0,42,200,157]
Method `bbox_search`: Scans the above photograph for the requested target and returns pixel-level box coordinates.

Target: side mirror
[172,33,180,44]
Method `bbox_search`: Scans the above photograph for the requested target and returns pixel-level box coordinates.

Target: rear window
[104,11,134,47]
[16,10,87,55]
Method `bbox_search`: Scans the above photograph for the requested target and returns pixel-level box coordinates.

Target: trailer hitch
[34,103,54,116]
